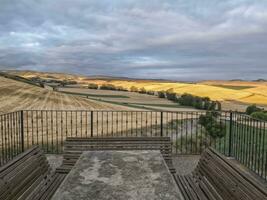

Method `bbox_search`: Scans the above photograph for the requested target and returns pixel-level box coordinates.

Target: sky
[0,0,267,81]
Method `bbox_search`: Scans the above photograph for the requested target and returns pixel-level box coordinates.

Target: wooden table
[52,150,182,200]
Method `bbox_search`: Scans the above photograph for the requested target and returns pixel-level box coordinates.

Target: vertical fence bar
[0,109,266,180]
[91,111,93,137]
[228,112,233,157]
[160,112,163,137]
[20,110,24,152]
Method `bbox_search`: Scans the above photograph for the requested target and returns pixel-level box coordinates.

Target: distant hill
[5,70,181,83]
[5,70,267,107]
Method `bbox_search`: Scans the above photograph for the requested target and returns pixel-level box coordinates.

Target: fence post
[228,112,233,157]
[20,110,24,152]
[160,112,163,137]
[91,111,94,137]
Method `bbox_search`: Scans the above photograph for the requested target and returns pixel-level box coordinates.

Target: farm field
[7,70,267,110]
[57,87,198,111]
[0,76,133,114]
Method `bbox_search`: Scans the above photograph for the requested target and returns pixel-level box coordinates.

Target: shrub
[139,87,146,94]
[130,86,139,92]
[251,111,267,121]
[166,88,177,101]
[146,90,155,95]
[100,84,117,90]
[216,101,222,111]
[178,93,219,111]
[178,93,195,106]
[157,91,165,98]
[88,83,98,89]
[115,86,127,91]
[246,104,263,115]
[199,112,226,139]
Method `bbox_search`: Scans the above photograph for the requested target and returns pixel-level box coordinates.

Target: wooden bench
[0,146,67,200]
[174,148,267,200]
[59,137,176,174]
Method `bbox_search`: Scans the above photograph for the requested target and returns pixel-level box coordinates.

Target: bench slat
[0,146,67,200]
[175,147,267,200]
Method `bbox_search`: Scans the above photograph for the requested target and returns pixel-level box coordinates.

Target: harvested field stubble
[0,77,131,114]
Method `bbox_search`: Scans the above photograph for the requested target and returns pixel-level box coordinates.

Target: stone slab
[52,150,183,200]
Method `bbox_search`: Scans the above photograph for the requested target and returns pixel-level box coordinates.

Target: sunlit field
[11,71,267,109]
[0,76,130,114]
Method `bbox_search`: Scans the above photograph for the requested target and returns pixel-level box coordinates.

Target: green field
[212,85,255,90]
[61,91,129,98]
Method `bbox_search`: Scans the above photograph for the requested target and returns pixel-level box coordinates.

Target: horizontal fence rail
[0,110,266,181]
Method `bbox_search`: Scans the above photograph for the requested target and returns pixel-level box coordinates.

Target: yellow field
[0,76,130,114]
[79,80,267,106]
[8,70,267,107]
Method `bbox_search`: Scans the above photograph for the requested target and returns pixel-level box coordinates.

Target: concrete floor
[46,154,63,171]
[172,155,200,175]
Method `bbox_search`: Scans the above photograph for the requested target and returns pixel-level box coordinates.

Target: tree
[202,97,211,110]
[146,90,155,95]
[88,83,98,89]
[199,112,226,139]
[165,88,177,101]
[157,91,165,98]
[100,84,117,90]
[178,93,194,106]
[115,86,127,91]
[246,104,263,115]
[251,111,267,121]
[216,101,222,111]
[192,96,203,109]
[139,87,146,94]
[130,86,139,92]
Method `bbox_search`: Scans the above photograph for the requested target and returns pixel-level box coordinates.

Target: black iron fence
[0,110,266,181]
[0,111,23,165]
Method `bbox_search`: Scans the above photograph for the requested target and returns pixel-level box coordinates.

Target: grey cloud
[0,0,267,80]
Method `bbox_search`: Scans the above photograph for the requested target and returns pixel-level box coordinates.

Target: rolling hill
[0,76,130,114]
[6,70,267,109]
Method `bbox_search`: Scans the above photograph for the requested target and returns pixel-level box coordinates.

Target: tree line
[87,83,221,111]
[158,89,221,111]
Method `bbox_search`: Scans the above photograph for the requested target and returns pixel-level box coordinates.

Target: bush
[199,112,226,139]
[251,111,267,121]
[139,87,146,94]
[146,90,155,95]
[216,101,222,111]
[130,86,139,92]
[178,93,194,106]
[157,91,165,98]
[99,84,117,90]
[166,88,177,101]
[88,83,98,89]
[246,104,263,115]
[115,86,127,91]
[178,93,219,111]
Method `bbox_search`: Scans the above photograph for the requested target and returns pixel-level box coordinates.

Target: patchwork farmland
[9,70,267,110]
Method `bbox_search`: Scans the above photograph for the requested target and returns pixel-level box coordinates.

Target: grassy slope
[0,76,131,114]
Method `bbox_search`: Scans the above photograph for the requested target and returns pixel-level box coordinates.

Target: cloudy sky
[0,0,267,80]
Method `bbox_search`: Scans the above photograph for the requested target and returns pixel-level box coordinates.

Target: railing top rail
[0,110,21,117]
[1,109,267,123]
[19,109,212,113]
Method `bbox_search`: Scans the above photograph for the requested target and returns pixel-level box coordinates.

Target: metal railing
[0,110,266,181]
